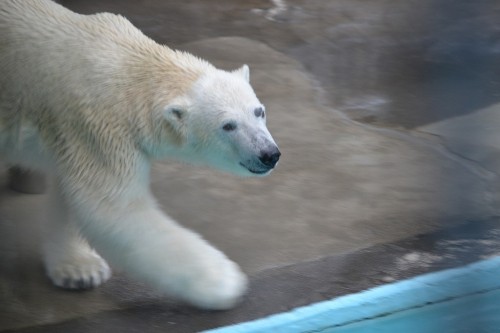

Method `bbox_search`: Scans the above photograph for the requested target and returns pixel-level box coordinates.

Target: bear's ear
[233,64,250,82]
[162,104,188,132]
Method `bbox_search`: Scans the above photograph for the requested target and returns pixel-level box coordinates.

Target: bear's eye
[222,122,237,132]
[254,107,265,118]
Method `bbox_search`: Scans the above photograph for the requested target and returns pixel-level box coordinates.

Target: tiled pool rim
[205,256,500,333]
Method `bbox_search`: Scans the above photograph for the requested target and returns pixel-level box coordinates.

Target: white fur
[0,0,279,309]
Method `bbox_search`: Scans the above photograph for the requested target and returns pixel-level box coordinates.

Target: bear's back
[0,0,159,121]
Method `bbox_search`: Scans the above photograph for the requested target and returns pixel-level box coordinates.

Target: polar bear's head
[162,65,280,177]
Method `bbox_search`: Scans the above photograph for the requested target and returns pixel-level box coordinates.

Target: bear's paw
[180,258,248,310]
[45,250,112,290]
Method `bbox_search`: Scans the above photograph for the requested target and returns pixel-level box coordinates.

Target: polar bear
[0,0,280,310]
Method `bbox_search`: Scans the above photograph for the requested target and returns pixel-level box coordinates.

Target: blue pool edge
[204,256,500,333]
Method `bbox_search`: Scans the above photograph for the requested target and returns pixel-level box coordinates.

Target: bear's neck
[124,42,213,160]
[126,40,213,103]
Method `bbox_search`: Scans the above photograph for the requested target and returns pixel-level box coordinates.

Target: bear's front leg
[43,183,111,289]
[75,198,248,310]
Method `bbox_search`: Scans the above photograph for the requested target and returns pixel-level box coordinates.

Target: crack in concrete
[413,129,499,181]
[341,115,498,183]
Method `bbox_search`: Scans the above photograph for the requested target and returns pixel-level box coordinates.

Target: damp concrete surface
[1,1,500,332]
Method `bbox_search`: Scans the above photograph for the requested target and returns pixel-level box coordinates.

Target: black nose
[259,148,281,168]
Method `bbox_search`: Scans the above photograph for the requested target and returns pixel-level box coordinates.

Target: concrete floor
[2,1,500,332]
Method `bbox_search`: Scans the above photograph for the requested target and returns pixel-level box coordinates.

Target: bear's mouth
[239,162,271,175]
